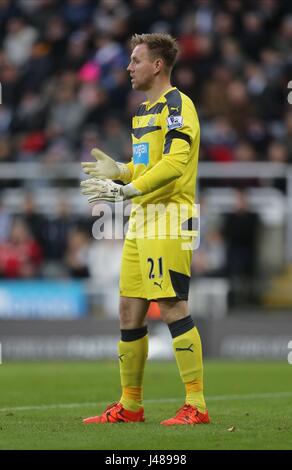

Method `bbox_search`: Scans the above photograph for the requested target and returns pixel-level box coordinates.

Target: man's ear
[153,58,163,75]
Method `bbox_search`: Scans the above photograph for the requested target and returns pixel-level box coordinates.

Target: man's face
[127,44,158,91]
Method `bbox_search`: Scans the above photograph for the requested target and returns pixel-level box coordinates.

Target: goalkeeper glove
[81,148,130,181]
[80,178,141,203]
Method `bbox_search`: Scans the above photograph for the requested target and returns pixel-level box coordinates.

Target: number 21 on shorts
[147,257,163,279]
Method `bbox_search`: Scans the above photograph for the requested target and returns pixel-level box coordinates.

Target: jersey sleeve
[131,93,199,195]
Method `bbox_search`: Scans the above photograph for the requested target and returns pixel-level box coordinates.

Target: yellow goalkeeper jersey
[124,87,200,238]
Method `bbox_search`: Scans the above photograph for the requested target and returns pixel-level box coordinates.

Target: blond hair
[131,33,179,70]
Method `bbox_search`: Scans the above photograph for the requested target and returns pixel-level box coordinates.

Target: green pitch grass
[0,360,291,450]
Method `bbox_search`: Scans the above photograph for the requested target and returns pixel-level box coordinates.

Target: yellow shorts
[120,236,194,300]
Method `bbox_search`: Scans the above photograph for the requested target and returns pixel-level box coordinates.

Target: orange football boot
[160,404,210,426]
[83,402,145,424]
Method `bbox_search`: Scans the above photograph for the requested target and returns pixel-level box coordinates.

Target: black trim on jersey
[169,269,190,300]
[136,102,166,116]
[132,126,161,139]
[121,326,148,342]
[165,89,182,116]
[163,130,191,154]
[168,315,195,338]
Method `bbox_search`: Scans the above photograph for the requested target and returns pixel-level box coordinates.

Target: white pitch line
[0,391,292,413]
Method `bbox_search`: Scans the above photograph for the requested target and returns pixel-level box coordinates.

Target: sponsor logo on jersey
[133,142,149,165]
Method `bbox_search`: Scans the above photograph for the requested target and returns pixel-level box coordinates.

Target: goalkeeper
[81,33,210,426]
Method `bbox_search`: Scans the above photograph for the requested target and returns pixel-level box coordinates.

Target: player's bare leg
[119,296,149,329]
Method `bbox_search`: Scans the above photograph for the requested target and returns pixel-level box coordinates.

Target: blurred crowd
[0,0,292,172]
[0,0,291,301]
[0,192,124,297]
[0,193,92,278]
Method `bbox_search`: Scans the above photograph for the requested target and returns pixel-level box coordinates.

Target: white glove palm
[82,148,126,180]
[81,178,125,203]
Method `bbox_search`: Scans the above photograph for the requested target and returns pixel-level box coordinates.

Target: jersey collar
[145,86,177,110]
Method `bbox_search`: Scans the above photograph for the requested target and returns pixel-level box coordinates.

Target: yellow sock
[118,334,148,412]
[185,379,205,411]
[120,386,142,411]
[173,326,206,413]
